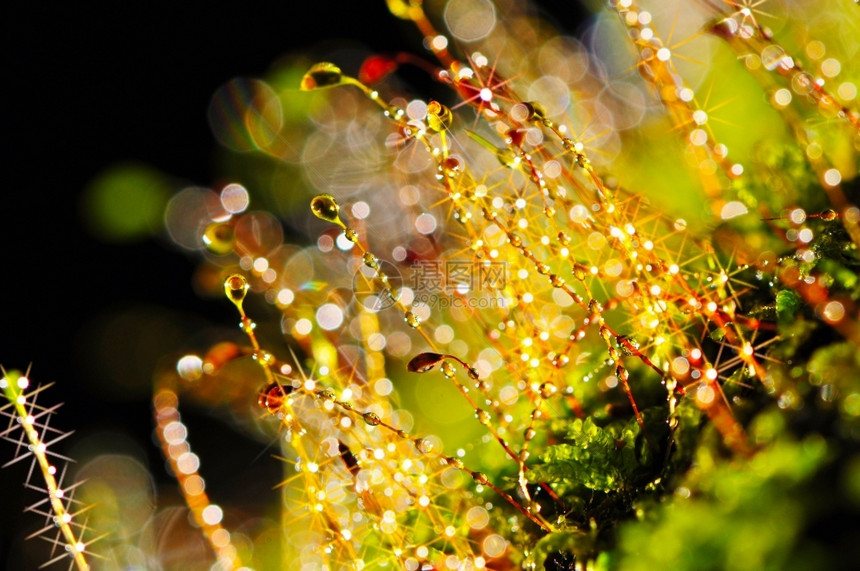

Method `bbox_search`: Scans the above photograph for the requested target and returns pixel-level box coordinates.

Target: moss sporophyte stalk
[5,0,860,569]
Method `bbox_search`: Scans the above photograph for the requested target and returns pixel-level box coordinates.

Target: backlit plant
[4,0,859,569]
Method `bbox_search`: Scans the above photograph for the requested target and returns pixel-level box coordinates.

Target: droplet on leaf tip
[310,194,343,225]
[225,274,249,305]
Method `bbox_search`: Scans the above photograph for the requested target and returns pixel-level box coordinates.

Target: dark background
[2,1,591,568]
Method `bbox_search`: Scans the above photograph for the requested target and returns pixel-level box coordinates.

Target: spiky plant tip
[1,367,99,570]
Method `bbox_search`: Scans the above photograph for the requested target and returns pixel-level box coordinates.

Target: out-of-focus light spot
[721,201,748,220]
[483,534,507,557]
[374,378,393,396]
[220,183,249,214]
[163,421,188,445]
[806,41,825,60]
[821,301,845,323]
[208,79,285,155]
[415,213,437,234]
[790,208,807,224]
[83,163,170,242]
[202,504,224,526]
[773,88,792,106]
[434,324,455,344]
[821,58,841,77]
[527,75,569,116]
[604,259,623,277]
[399,185,420,206]
[837,82,857,101]
[295,318,312,335]
[177,355,203,381]
[672,357,690,376]
[336,232,355,250]
[183,474,205,496]
[689,128,708,146]
[367,332,387,351]
[316,303,344,331]
[616,280,634,297]
[351,201,370,219]
[177,452,201,475]
[444,0,496,42]
[317,233,334,252]
[696,383,716,405]
[253,257,268,273]
[823,168,842,187]
[656,47,671,61]
[277,288,295,306]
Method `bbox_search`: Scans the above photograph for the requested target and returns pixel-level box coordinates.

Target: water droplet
[415,438,433,454]
[310,193,343,225]
[363,252,379,270]
[404,311,420,328]
[539,382,557,399]
[447,457,465,470]
[820,209,838,221]
[426,100,453,132]
[253,350,275,366]
[440,361,456,379]
[475,409,491,425]
[363,411,381,426]
[258,382,291,413]
[224,274,249,305]
[467,366,480,381]
[300,62,345,91]
[345,228,359,243]
[407,352,445,373]
[202,222,235,255]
